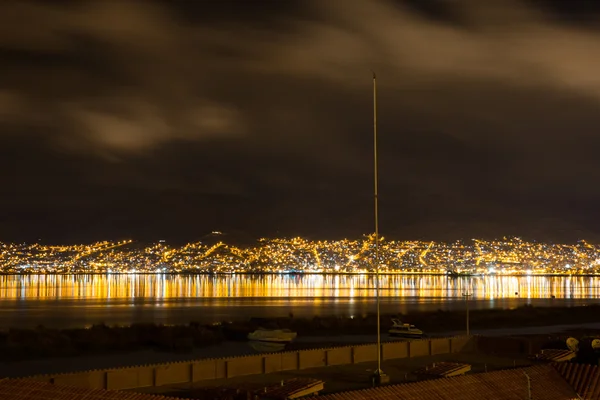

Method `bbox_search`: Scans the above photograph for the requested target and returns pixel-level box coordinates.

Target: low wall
[27,335,476,391]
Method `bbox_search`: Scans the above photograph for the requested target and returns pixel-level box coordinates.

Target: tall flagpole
[372,72,387,384]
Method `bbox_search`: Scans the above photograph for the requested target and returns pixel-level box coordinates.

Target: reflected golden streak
[0,274,597,301]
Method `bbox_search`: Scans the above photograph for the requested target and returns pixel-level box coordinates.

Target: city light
[0,237,599,275]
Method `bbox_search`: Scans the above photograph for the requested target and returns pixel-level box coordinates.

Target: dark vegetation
[226,304,600,338]
[0,304,599,362]
[0,323,223,362]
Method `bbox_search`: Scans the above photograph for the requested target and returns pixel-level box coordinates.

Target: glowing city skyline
[1,236,599,275]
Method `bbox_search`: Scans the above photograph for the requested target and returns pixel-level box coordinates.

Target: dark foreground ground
[2,303,599,361]
[0,304,599,378]
[133,352,535,397]
[2,321,600,378]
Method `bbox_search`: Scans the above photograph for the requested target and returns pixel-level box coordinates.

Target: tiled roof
[262,378,324,399]
[0,378,187,400]
[413,362,471,378]
[192,378,324,400]
[317,365,578,400]
[532,349,577,362]
[554,362,600,400]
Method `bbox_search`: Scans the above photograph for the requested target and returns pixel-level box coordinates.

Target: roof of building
[191,378,324,400]
[532,349,577,363]
[0,378,187,400]
[554,362,600,400]
[3,362,597,400]
[262,378,324,399]
[412,362,471,378]
[317,365,578,400]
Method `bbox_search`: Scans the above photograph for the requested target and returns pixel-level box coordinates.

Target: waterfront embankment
[1,304,599,365]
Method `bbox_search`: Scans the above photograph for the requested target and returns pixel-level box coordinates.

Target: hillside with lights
[1,236,599,275]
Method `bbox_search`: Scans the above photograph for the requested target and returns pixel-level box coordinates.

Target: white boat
[388,319,425,338]
[247,328,297,343]
[248,341,287,353]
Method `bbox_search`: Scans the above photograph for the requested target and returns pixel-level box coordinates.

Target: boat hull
[247,337,294,343]
[388,330,425,338]
[247,330,297,343]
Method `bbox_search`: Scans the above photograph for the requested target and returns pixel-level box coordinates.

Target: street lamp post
[372,72,388,386]
[463,292,472,336]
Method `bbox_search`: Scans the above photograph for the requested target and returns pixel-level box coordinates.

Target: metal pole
[523,371,532,400]
[373,72,384,379]
[466,295,469,336]
[463,293,471,336]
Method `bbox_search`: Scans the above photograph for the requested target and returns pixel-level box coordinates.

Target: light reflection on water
[0,274,599,300]
[0,274,598,329]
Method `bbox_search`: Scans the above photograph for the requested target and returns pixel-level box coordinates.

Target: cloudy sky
[1,0,600,244]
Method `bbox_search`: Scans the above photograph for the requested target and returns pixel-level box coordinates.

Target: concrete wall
[281,351,299,371]
[430,338,451,355]
[409,339,430,357]
[327,347,353,366]
[226,355,264,378]
[299,349,326,369]
[106,366,155,390]
[192,360,217,381]
[382,341,409,360]
[27,335,474,391]
[450,336,477,353]
[353,344,378,363]
[53,371,105,389]
[156,363,191,386]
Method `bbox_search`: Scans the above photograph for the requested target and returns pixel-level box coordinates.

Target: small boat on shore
[388,319,425,338]
[247,328,297,343]
[248,341,287,353]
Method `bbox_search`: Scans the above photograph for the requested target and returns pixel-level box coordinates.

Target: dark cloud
[1,0,600,243]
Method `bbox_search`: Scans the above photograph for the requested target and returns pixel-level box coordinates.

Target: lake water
[0,274,599,328]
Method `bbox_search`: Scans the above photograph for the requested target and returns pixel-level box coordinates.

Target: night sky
[2,0,600,244]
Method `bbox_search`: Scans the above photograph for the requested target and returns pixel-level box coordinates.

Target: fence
[26,336,477,391]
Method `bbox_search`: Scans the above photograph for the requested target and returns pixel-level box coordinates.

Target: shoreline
[1,303,600,366]
[1,272,599,276]
[2,320,600,378]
